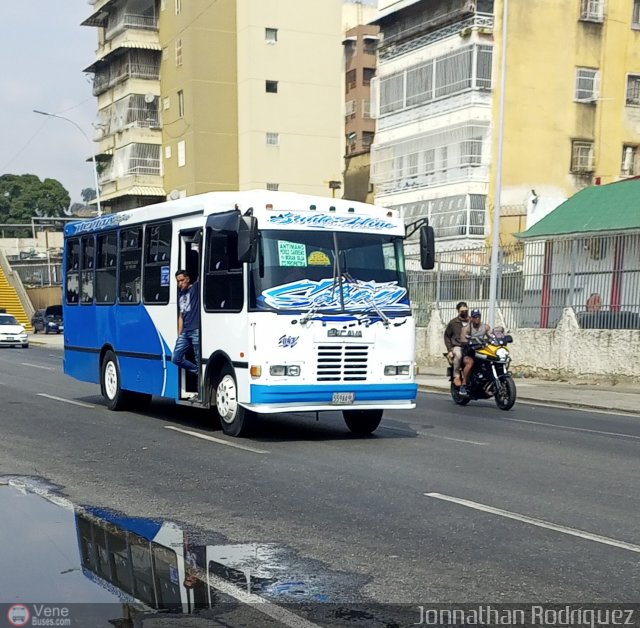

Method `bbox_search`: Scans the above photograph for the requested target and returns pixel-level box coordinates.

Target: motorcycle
[446,330,517,411]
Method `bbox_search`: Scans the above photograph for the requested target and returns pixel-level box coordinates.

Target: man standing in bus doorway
[173,269,201,400]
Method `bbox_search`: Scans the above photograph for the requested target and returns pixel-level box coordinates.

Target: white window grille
[266,182,279,191]
[626,74,640,105]
[571,140,594,173]
[580,0,605,22]
[266,28,278,43]
[460,138,482,166]
[345,100,356,117]
[621,145,639,176]
[175,39,182,67]
[177,140,186,167]
[266,132,279,146]
[575,68,599,102]
[362,100,371,118]
[634,0,640,27]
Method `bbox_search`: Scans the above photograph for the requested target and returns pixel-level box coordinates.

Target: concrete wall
[418,306,640,384]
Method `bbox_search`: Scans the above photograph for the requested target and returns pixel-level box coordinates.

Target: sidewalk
[28,334,640,415]
[417,367,640,415]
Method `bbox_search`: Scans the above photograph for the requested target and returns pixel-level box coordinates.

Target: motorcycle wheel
[450,383,470,406]
[494,376,517,411]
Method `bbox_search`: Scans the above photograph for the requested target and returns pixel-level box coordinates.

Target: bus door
[178,229,202,399]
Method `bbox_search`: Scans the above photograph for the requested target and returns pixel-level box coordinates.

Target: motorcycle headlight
[496,347,509,361]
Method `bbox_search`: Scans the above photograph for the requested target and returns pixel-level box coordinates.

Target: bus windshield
[249,229,408,313]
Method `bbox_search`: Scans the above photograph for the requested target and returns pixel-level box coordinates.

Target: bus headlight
[384,364,411,376]
[269,365,301,377]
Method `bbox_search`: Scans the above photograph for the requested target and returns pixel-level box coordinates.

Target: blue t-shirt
[179,280,200,331]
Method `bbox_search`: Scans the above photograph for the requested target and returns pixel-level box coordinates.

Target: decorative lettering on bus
[268,212,396,231]
[327,329,363,337]
[66,213,130,236]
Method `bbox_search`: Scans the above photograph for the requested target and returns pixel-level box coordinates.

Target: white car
[0,313,29,348]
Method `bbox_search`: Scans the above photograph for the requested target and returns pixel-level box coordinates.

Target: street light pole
[487,0,509,329]
[33,109,102,216]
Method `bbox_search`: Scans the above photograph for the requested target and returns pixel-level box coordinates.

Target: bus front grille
[316,345,369,381]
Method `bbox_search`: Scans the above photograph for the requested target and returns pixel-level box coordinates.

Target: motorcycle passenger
[444,301,471,389]
[460,308,491,395]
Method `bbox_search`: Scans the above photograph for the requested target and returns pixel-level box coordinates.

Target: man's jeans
[172,329,200,375]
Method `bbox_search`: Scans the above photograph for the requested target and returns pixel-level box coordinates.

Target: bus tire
[215,365,254,437]
[101,350,131,411]
[343,409,383,435]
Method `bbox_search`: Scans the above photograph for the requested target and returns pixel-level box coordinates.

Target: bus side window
[119,228,142,305]
[95,232,117,305]
[204,231,243,312]
[66,238,80,305]
[80,236,95,305]
[143,221,172,304]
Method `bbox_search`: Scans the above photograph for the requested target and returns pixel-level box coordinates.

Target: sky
[0,1,377,206]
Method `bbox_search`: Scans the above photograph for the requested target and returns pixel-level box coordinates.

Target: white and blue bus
[63,190,434,436]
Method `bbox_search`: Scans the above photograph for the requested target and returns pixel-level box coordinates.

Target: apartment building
[370,0,640,250]
[342,1,378,203]
[83,0,344,213]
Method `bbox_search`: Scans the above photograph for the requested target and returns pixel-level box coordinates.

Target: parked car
[0,313,29,348]
[32,305,64,334]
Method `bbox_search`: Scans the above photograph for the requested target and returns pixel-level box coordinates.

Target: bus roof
[64,190,405,237]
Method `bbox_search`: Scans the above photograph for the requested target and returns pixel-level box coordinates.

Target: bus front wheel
[215,365,254,437]
[101,350,131,411]
[343,409,383,435]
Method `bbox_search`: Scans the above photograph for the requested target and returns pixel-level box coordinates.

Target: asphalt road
[1,345,640,609]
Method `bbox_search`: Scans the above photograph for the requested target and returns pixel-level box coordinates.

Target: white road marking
[21,362,55,371]
[499,416,640,441]
[37,393,95,408]
[425,492,640,554]
[381,425,487,445]
[428,434,488,446]
[164,426,270,454]
[206,570,323,628]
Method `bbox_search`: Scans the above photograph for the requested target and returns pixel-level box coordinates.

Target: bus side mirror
[237,216,258,263]
[420,225,435,270]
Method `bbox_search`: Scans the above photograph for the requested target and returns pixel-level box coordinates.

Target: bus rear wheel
[101,350,132,411]
[215,365,254,437]
[343,409,383,435]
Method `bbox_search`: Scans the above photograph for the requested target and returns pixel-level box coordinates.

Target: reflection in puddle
[1,477,393,627]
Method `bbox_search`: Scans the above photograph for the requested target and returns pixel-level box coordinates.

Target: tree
[0,174,70,224]
[81,187,97,203]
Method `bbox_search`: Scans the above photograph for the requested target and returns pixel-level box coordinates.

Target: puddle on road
[0,476,413,628]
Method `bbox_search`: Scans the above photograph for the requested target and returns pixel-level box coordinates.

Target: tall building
[342,1,379,203]
[370,0,640,250]
[83,0,344,213]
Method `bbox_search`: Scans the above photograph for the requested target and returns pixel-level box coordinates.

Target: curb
[417,383,640,416]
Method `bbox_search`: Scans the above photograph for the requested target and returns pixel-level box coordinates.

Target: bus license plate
[332,392,354,404]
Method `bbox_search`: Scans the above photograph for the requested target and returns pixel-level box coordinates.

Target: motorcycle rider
[444,301,471,390]
[460,308,492,395]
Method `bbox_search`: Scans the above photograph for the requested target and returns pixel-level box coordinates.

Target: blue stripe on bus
[64,303,179,398]
[249,383,417,404]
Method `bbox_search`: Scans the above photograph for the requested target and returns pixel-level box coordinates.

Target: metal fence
[408,233,640,329]
[10,262,63,287]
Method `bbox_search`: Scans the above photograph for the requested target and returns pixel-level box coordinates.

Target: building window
[345,100,356,118]
[575,68,599,102]
[266,28,278,43]
[178,140,186,167]
[362,100,371,118]
[363,37,377,54]
[460,138,482,166]
[266,182,279,191]
[580,0,605,22]
[175,0,182,14]
[571,140,594,173]
[175,39,183,66]
[621,145,639,176]
[347,132,357,154]
[165,146,171,159]
[362,131,374,149]
[626,74,640,105]
[177,90,184,117]
[346,69,356,93]
[266,132,279,146]
[634,0,640,27]
[266,80,278,93]
[363,67,376,86]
